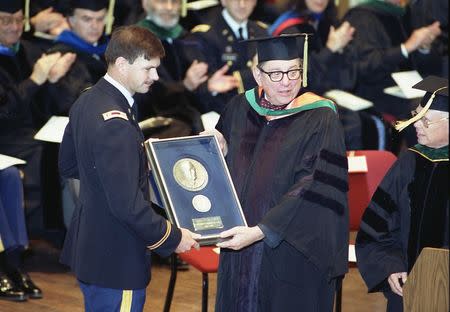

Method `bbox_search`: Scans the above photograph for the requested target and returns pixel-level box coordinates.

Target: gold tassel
[181,0,188,17]
[394,86,447,132]
[302,34,308,88]
[105,0,115,35]
[24,0,30,32]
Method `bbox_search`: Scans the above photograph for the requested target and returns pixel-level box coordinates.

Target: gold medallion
[192,195,211,213]
[173,158,208,191]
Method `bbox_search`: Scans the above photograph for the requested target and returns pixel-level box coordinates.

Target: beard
[147,11,179,29]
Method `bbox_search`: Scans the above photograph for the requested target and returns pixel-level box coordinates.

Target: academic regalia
[269,8,364,150]
[270,8,356,94]
[343,1,433,119]
[215,87,349,311]
[406,0,448,78]
[355,146,449,299]
[186,12,268,114]
[356,76,449,312]
[39,30,108,122]
[0,39,45,234]
[135,18,202,135]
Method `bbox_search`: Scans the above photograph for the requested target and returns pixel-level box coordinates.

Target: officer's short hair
[105,25,165,65]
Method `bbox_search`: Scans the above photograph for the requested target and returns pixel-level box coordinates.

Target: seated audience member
[407,0,448,78]
[343,0,441,120]
[0,0,74,234]
[186,0,268,114]
[356,76,449,312]
[41,0,110,120]
[0,166,42,302]
[136,0,209,135]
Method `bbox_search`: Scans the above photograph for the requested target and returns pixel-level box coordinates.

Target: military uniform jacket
[59,78,181,289]
[187,15,268,113]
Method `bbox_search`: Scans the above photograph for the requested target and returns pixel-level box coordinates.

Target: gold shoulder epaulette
[191,24,211,33]
[102,110,128,121]
[256,21,268,29]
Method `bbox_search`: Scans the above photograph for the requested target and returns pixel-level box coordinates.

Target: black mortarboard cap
[413,75,448,112]
[69,0,109,11]
[0,0,31,31]
[395,76,449,131]
[0,0,23,13]
[67,0,115,35]
[243,33,310,87]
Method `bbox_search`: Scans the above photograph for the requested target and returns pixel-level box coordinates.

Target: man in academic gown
[136,0,207,135]
[355,76,449,312]
[343,0,441,119]
[209,34,349,311]
[0,0,73,234]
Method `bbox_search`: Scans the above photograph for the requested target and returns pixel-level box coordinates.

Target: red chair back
[178,246,219,273]
[348,150,397,231]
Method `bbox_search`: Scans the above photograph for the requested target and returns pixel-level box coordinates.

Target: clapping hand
[207,64,239,93]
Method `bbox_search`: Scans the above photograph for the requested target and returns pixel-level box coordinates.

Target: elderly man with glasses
[356,76,449,312]
[205,34,349,312]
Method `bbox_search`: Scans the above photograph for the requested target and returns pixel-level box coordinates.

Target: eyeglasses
[411,109,449,128]
[0,16,24,27]
[257,65,301,82]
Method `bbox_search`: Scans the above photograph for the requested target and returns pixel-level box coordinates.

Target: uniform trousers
[79,280,146,312]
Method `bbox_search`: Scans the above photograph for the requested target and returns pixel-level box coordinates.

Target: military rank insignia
[102,110,129,121]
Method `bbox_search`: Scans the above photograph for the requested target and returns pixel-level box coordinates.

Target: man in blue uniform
[59,25,199,311]
[187,0,268,113]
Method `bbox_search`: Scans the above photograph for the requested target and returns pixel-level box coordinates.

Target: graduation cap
[395,76,448,131]
[180,0,219,18]
[0,0,31,32]
[67,0,115,35]
[243,33,311,87]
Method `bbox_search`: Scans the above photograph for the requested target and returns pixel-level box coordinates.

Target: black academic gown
[38,41,107,124]
[134,20,203,135]
[356,146,449,311]
[215,90,349,311]
[343,4,427,118]
[0,40,45,233]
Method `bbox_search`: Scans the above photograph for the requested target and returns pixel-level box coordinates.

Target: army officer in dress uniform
[186,0,269,114]
[58,25,199,312]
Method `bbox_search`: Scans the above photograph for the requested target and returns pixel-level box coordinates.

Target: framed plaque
[145,135,247,245]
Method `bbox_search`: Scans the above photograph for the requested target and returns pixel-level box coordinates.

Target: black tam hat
[69,0,109,11]
[243,33,310,87]
[67,0,115,35]
[395,76,448,131]
[0,0,23,13]
[0,0,32,31]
